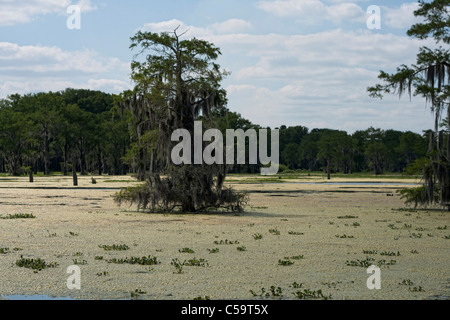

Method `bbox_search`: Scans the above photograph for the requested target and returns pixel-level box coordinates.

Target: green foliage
[398,185,439,209]
[0,213,35,219]
[268,228,280,235]
[0,89,130,177]
[98,244,130,251]
[171,258,184,274]
[107,255,160,265]
[368,0,450,208]
[213,239,239,245]
[293,288,330,300]
[183,258,209,267]
[15,257,58,272]
[171,257,209,270]
[278,259,294,266]
[252,233,263,240]
[250,286,283,298]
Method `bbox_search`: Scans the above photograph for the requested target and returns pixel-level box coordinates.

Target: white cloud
[87,79,131,92]
[136,18,438,132]
[0,42,126,74]
[257,0,326,18]
[256,0,365,24]
[0,42,130,97]
[383,2,421,29]
[0,0,97,26]
[140,18,252,36]
[209,19,253,34]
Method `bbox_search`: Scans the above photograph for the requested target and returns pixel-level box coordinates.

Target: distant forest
[0,88,429,177]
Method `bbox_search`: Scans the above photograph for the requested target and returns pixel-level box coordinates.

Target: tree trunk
[44,134,50,175]
[63,143,68,176]
[97,148,102,176]
[327,158,331,180]
[72,160,78,186]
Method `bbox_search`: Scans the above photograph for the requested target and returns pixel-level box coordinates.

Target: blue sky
[0,0,440,133]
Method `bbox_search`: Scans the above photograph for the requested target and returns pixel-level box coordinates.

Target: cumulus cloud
[256,0,365,24]
[0,42,126,75]
[383,2,422,29]
[136,17,438,132]
[209,19,253,34]
[0,0,97,26]
[140,18,253,36]
[0,42,130,97]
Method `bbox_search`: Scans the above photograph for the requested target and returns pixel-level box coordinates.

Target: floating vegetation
[130,289,147,299]
[107,255,160,266]
[250,286,283,298]
[293,288,330,300]
[15,257,58,272]
[183,258,209,267]
[72,259,88,265]
[399,279,425,292]
[213,239,240,245]
[252,233,263,240]
[380,251,401,256]
[171,258,184,274]
[346,257,396,267]
[335,234,354,239]
[1,213,35,219]
[269,228,280,235]
[278,259,294,266]
[288,231,304,235]
[410,233,423,238]
[99,244,130,251]
[285,255,304,260]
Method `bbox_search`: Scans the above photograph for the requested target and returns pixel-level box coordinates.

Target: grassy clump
[183,258,209,267]
[99,244,130,251]
[278,259,294,266]
[15,257,58,272]
[213,239,240,245]
[293,288,330,300]
[107,255,160,265]
[1,213,35,219]
[250,286,283,298]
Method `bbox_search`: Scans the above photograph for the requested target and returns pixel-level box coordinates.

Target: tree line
[0,88,429,179]
[0,88,129,179]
